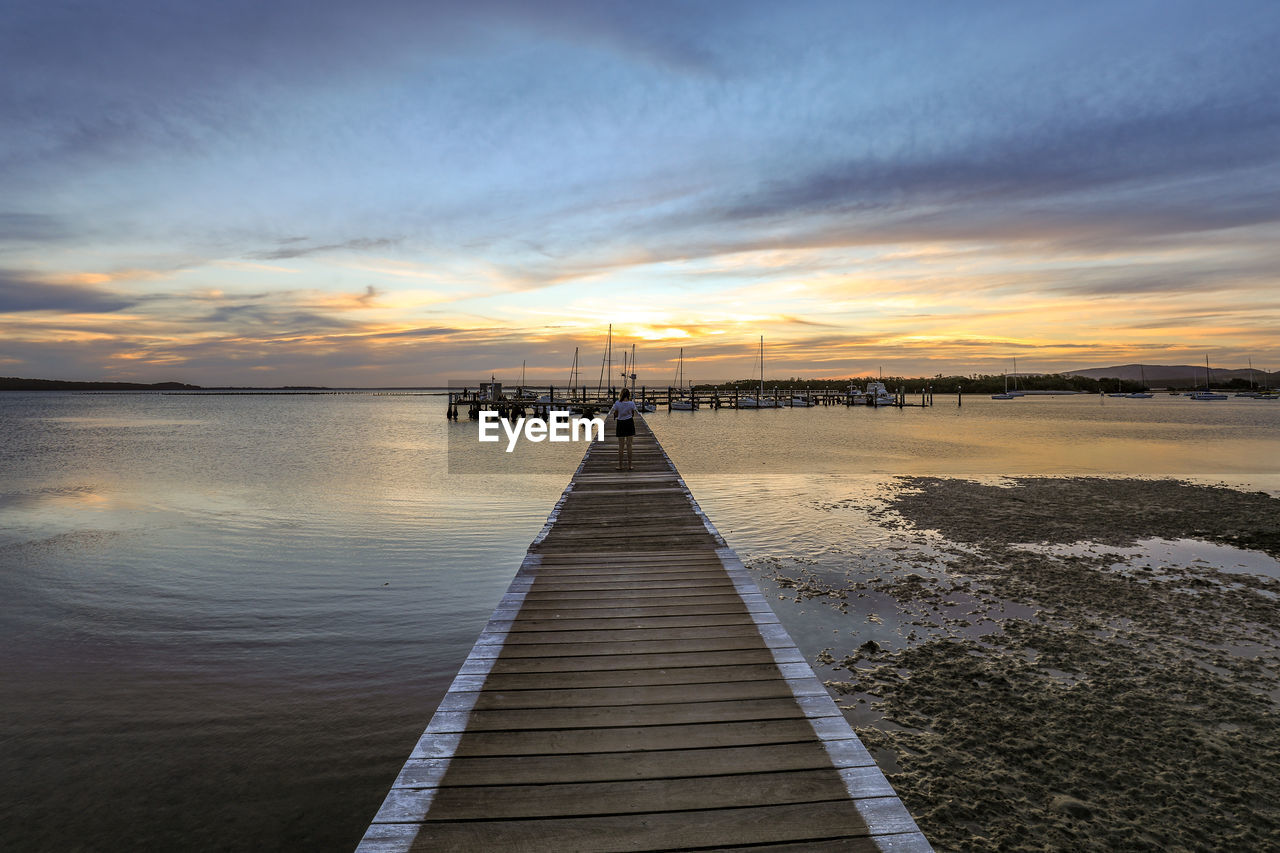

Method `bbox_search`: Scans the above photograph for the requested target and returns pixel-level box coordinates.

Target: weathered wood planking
[359,417,932,852]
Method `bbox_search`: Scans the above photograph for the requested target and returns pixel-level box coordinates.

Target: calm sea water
[1,391,1277,850]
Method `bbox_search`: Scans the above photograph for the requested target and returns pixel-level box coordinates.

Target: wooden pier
[447,383,933,419]
[359,418,931,852]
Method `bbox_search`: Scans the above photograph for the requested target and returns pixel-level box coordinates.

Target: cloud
[0,270,135,313]
[246,237,400,261]
[0,212,71,243]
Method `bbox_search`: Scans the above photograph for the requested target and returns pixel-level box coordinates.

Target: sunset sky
[3,0,1279,386]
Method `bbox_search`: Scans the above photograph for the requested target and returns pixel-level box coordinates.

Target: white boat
[789,395,813,407]
[866,381,895,406]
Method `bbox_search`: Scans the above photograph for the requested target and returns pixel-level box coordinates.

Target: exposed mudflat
[768,477,1280,852]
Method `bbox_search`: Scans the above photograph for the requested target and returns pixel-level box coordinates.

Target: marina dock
[447,383,934,419]
[358,417,931,851]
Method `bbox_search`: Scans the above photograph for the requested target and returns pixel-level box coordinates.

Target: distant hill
[0,377,203,391]
[1062,364,1277,386]
[0,377,343,392]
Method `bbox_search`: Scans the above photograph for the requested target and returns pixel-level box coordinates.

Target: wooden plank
[476,647,792,673]
[713,834,932,852]
[516,589,751,605]
[535,550,723,562]
[504,601,753,621]
[531,562,725,573]
[408,800,876,852]
[520,576,738,591]
[494,624,768,645]
[455,678,809,711]
[501,613,765,632]
[431,696,833,732]
[381,768,889,819]
[482,634,772,657]
[402,741,872,787]
[480,662,798,691]
[527,570,736,585]
[428,717,820,757]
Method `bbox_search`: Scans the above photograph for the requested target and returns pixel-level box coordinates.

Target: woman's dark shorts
[616,417,636,437]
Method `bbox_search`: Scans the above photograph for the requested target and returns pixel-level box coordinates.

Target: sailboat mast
[759,335,764,398]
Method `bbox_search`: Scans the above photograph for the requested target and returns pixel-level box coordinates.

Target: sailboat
[625,344,656,411]
[1189,355,1228,400]
[1126,365,1153,398]
[538,348,578,405]
[739,336,776,408]
[596,324,613,397]
[1236,357,1261,397]
[991,365,1016,399]
[669,348,694,410]
[1256,367,1278,400]
[516,360,537,401]
[1007,357,1027,396]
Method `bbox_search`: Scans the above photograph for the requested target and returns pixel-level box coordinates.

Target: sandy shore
[769,477,1280,852]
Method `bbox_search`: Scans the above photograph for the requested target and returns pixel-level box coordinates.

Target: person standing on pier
[609,388,637,470]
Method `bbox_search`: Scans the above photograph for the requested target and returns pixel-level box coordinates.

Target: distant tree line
[0,377,202,391]
[691,373,1229,394]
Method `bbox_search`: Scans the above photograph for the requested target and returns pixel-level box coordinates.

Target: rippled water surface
[1,391,1277,850]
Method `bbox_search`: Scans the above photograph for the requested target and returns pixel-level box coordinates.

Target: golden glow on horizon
[4,228,1277,384]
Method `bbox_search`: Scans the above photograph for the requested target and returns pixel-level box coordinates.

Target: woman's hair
[620,388,631,400]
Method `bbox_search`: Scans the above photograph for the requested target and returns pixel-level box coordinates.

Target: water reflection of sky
[650,394,1280,481]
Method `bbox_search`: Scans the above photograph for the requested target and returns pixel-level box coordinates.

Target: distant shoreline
[4,367,1273,394]
[0,378,446,392]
